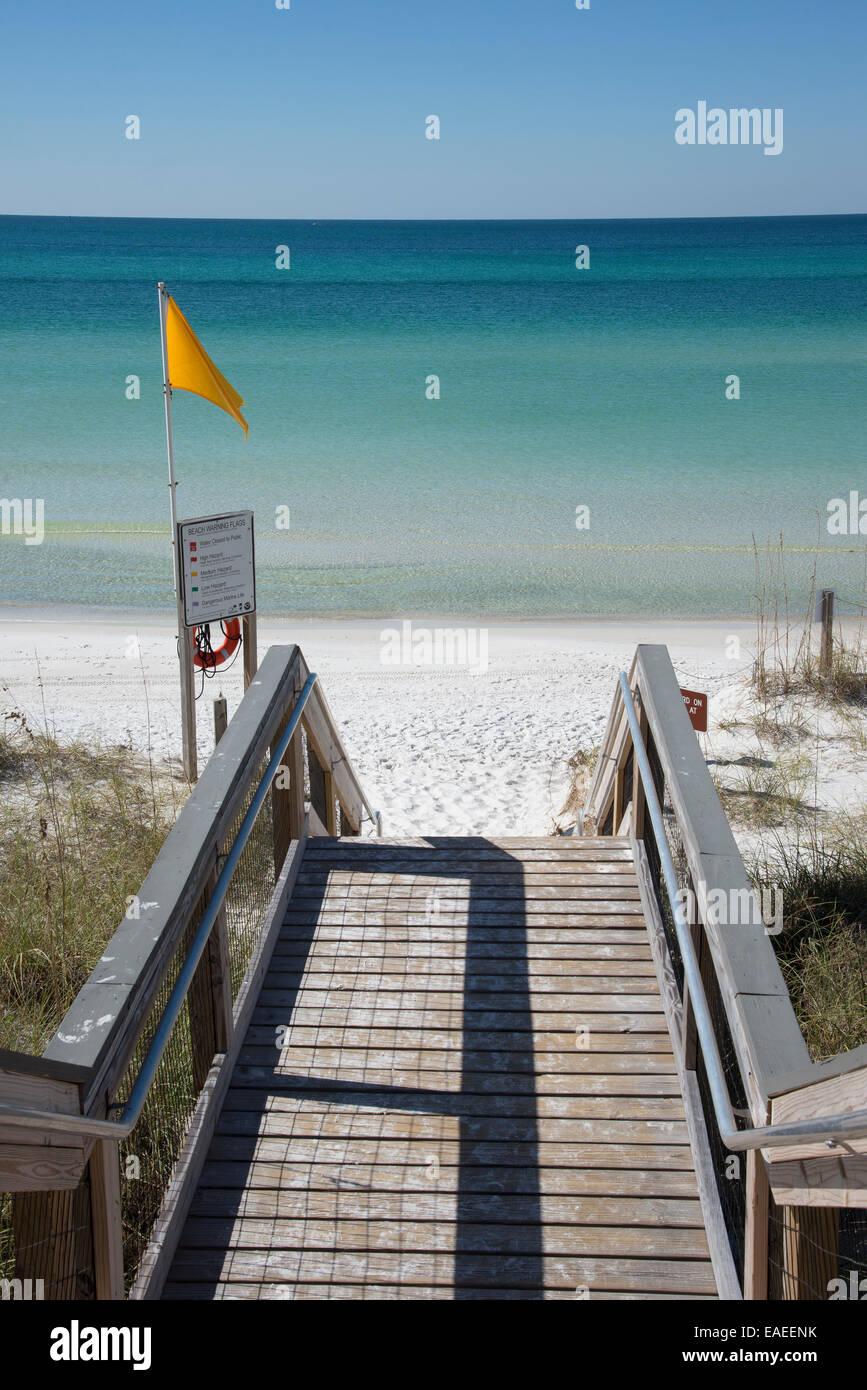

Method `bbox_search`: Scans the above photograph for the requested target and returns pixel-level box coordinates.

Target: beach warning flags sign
[165,296,249,438]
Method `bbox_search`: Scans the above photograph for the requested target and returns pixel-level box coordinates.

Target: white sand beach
[0,609,763,837]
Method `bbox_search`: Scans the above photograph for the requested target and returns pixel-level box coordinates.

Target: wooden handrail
[585,644,867,1300]
[1,644,379,1297]
[585,644,809,1120]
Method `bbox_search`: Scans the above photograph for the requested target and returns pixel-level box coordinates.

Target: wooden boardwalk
[164,836,718,1300]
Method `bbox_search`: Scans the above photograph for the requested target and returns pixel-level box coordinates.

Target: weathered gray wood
[189,1186,703,1227]
[164,832,721,1300]
[298,659,366,831]
[0,1144,87,1192]
[632,644,810,1117]
[745,1146,769,1300]
[180,1214,709,1260]
[166,1247,716,1294]
[196,1160,699,1197]
[213,696,228,745]
[242,611,258,691]
[205,1133,699,1170]
[272,940,653,960]
[163,1281,717,1300]
[245,1024,672,1054]
[0,1060,90,1183]
[222,1087,683,1116]
[89,1138,124,1300]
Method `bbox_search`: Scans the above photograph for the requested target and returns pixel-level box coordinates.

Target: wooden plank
[232,1070,679,1099]
[252,1005,671,1033]
[307,836,631,849]
[205,1135,697,1169]
[237,1045,678,1074]
[257,988,667,1014]
[188,1187,704,1228]
[771,1063,867,1128]
[0,1143,87,1192]
[282,913,647,929]
[765,1061,867,1205]
[768,1155,867,1207]
[288,893,645,911]
[291,882,643,900]
[264,967,658,989]
[216,1108,690,1145]
[244,1025,673,1055]
[179,1214,709,1261]
[221,1089,684,1118]
[283,910,645,926]
[273,928,647,950]
[0,1062,90,1188]
[165,1282,717,1300]
[272,941,654,961]
[296,869,642,886]
[166,1247,716,1294]
[196,1160,701,1198]
[300,850,634,866]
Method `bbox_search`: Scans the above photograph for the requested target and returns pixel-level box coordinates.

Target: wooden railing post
[188,857,234,1089]
[744,1148,770,1300]
[681,872,701,1073]
[308,748,336,835]
[272,671,306,870]
[89,1137,124,1300]
[242,612,258,691]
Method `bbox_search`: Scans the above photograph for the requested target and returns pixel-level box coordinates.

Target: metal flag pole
[157,281,198,782]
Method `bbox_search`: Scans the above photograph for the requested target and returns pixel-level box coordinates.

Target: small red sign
[680,688,708,733]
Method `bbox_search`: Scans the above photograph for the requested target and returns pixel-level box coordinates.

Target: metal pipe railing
[616,670,867,1153]
[0,671,322,1142]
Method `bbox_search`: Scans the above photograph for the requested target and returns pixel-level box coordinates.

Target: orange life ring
[193,618,242,670]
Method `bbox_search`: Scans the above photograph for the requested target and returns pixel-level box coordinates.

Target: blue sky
[2,0,864,218]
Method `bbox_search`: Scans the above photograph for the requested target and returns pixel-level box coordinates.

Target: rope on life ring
[193,619,242,670]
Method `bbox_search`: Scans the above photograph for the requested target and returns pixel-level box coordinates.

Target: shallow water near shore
[1,214,865,616]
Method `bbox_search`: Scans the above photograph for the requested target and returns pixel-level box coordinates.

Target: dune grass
[750,815,867,1061]
[0,712,183,1054]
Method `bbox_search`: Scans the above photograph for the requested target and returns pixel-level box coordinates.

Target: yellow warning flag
[165,296,249,438]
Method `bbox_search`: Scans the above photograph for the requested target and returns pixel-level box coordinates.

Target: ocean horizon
[1,213,865,618]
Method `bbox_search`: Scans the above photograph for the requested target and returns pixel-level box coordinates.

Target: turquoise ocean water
[0,215,864,617]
